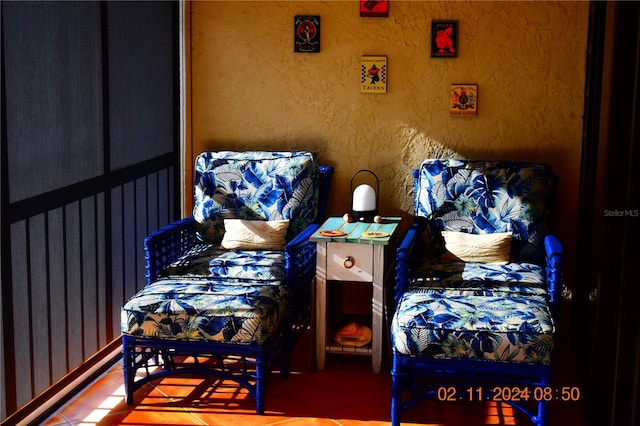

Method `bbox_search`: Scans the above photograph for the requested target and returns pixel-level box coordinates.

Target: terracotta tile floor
[41,330,584,426]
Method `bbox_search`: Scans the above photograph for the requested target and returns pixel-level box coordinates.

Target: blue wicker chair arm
[544,234,564,305]
[143,216,196,285]
[284,164,332,293]
[394,221,423,306]
[285,223,320,293]
[317,165,334,222]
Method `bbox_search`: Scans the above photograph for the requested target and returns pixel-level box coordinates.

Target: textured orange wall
[187,0,589,281]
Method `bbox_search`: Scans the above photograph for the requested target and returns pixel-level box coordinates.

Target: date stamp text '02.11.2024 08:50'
[437,386,581,403]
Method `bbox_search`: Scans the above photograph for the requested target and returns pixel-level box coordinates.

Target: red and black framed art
[431,20,458,58]
[360,0,389,17]
[294,15,320,53]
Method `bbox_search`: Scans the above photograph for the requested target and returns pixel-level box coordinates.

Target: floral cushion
[415,159,556,263]
[161,244,286,282]
[410,258,548,297]
[121,278,287,344]
[391,291,555,364]
[193,151,319,244]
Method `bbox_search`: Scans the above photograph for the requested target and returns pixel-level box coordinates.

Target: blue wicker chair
[391,159,564,426]
[121,151,333,414]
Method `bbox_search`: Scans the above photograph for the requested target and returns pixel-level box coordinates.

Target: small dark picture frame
[450,84,477,116]
[360,0,389,17]
[431,20,458,58]
[294,16,320,53]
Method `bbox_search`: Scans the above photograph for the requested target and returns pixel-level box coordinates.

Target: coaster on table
[361,231,389,238]
[319,230,347,237]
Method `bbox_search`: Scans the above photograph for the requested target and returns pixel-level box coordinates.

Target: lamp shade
[350,169,379,222]
[352,184,376,211]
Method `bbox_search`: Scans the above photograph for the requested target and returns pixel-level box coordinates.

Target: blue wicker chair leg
[254,352,267,415]
[122,337,136,405]
[536,399,548,426]
[278,339,293,379]
[390,381,402,426]
[278,308,309,379]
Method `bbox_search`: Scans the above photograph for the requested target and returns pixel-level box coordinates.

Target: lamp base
[351,209,377,222]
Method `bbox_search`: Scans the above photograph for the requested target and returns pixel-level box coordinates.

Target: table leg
[371,244,385,374]
[315,242,327,370]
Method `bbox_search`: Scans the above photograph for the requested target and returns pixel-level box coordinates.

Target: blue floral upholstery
[163,244,287,281]
[392,291,555,363]
[121,151,333,415]
[392,258,554,361]
[410,258,548,296]
[391,159,564,426]
[414,159,556,262]
[193,151,319,244]
[122,246,288,343]
[122,278,287,344]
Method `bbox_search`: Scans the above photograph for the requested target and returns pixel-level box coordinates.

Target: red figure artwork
[435,27,455,54]
[431,21,458,58]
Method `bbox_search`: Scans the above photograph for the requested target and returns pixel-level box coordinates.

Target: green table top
[310,216,402,245]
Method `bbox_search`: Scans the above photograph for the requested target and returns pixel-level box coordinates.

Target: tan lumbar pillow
[221,219,289,250]
[441,230,512,264]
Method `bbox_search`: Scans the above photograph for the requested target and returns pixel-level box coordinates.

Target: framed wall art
[450,84,477,116]
[360,0,389,17]
[361,56,387,93]
[294,15,320,53]
[431,20,458,58]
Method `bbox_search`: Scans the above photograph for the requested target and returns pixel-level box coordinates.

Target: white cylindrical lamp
[350,170,379,222]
